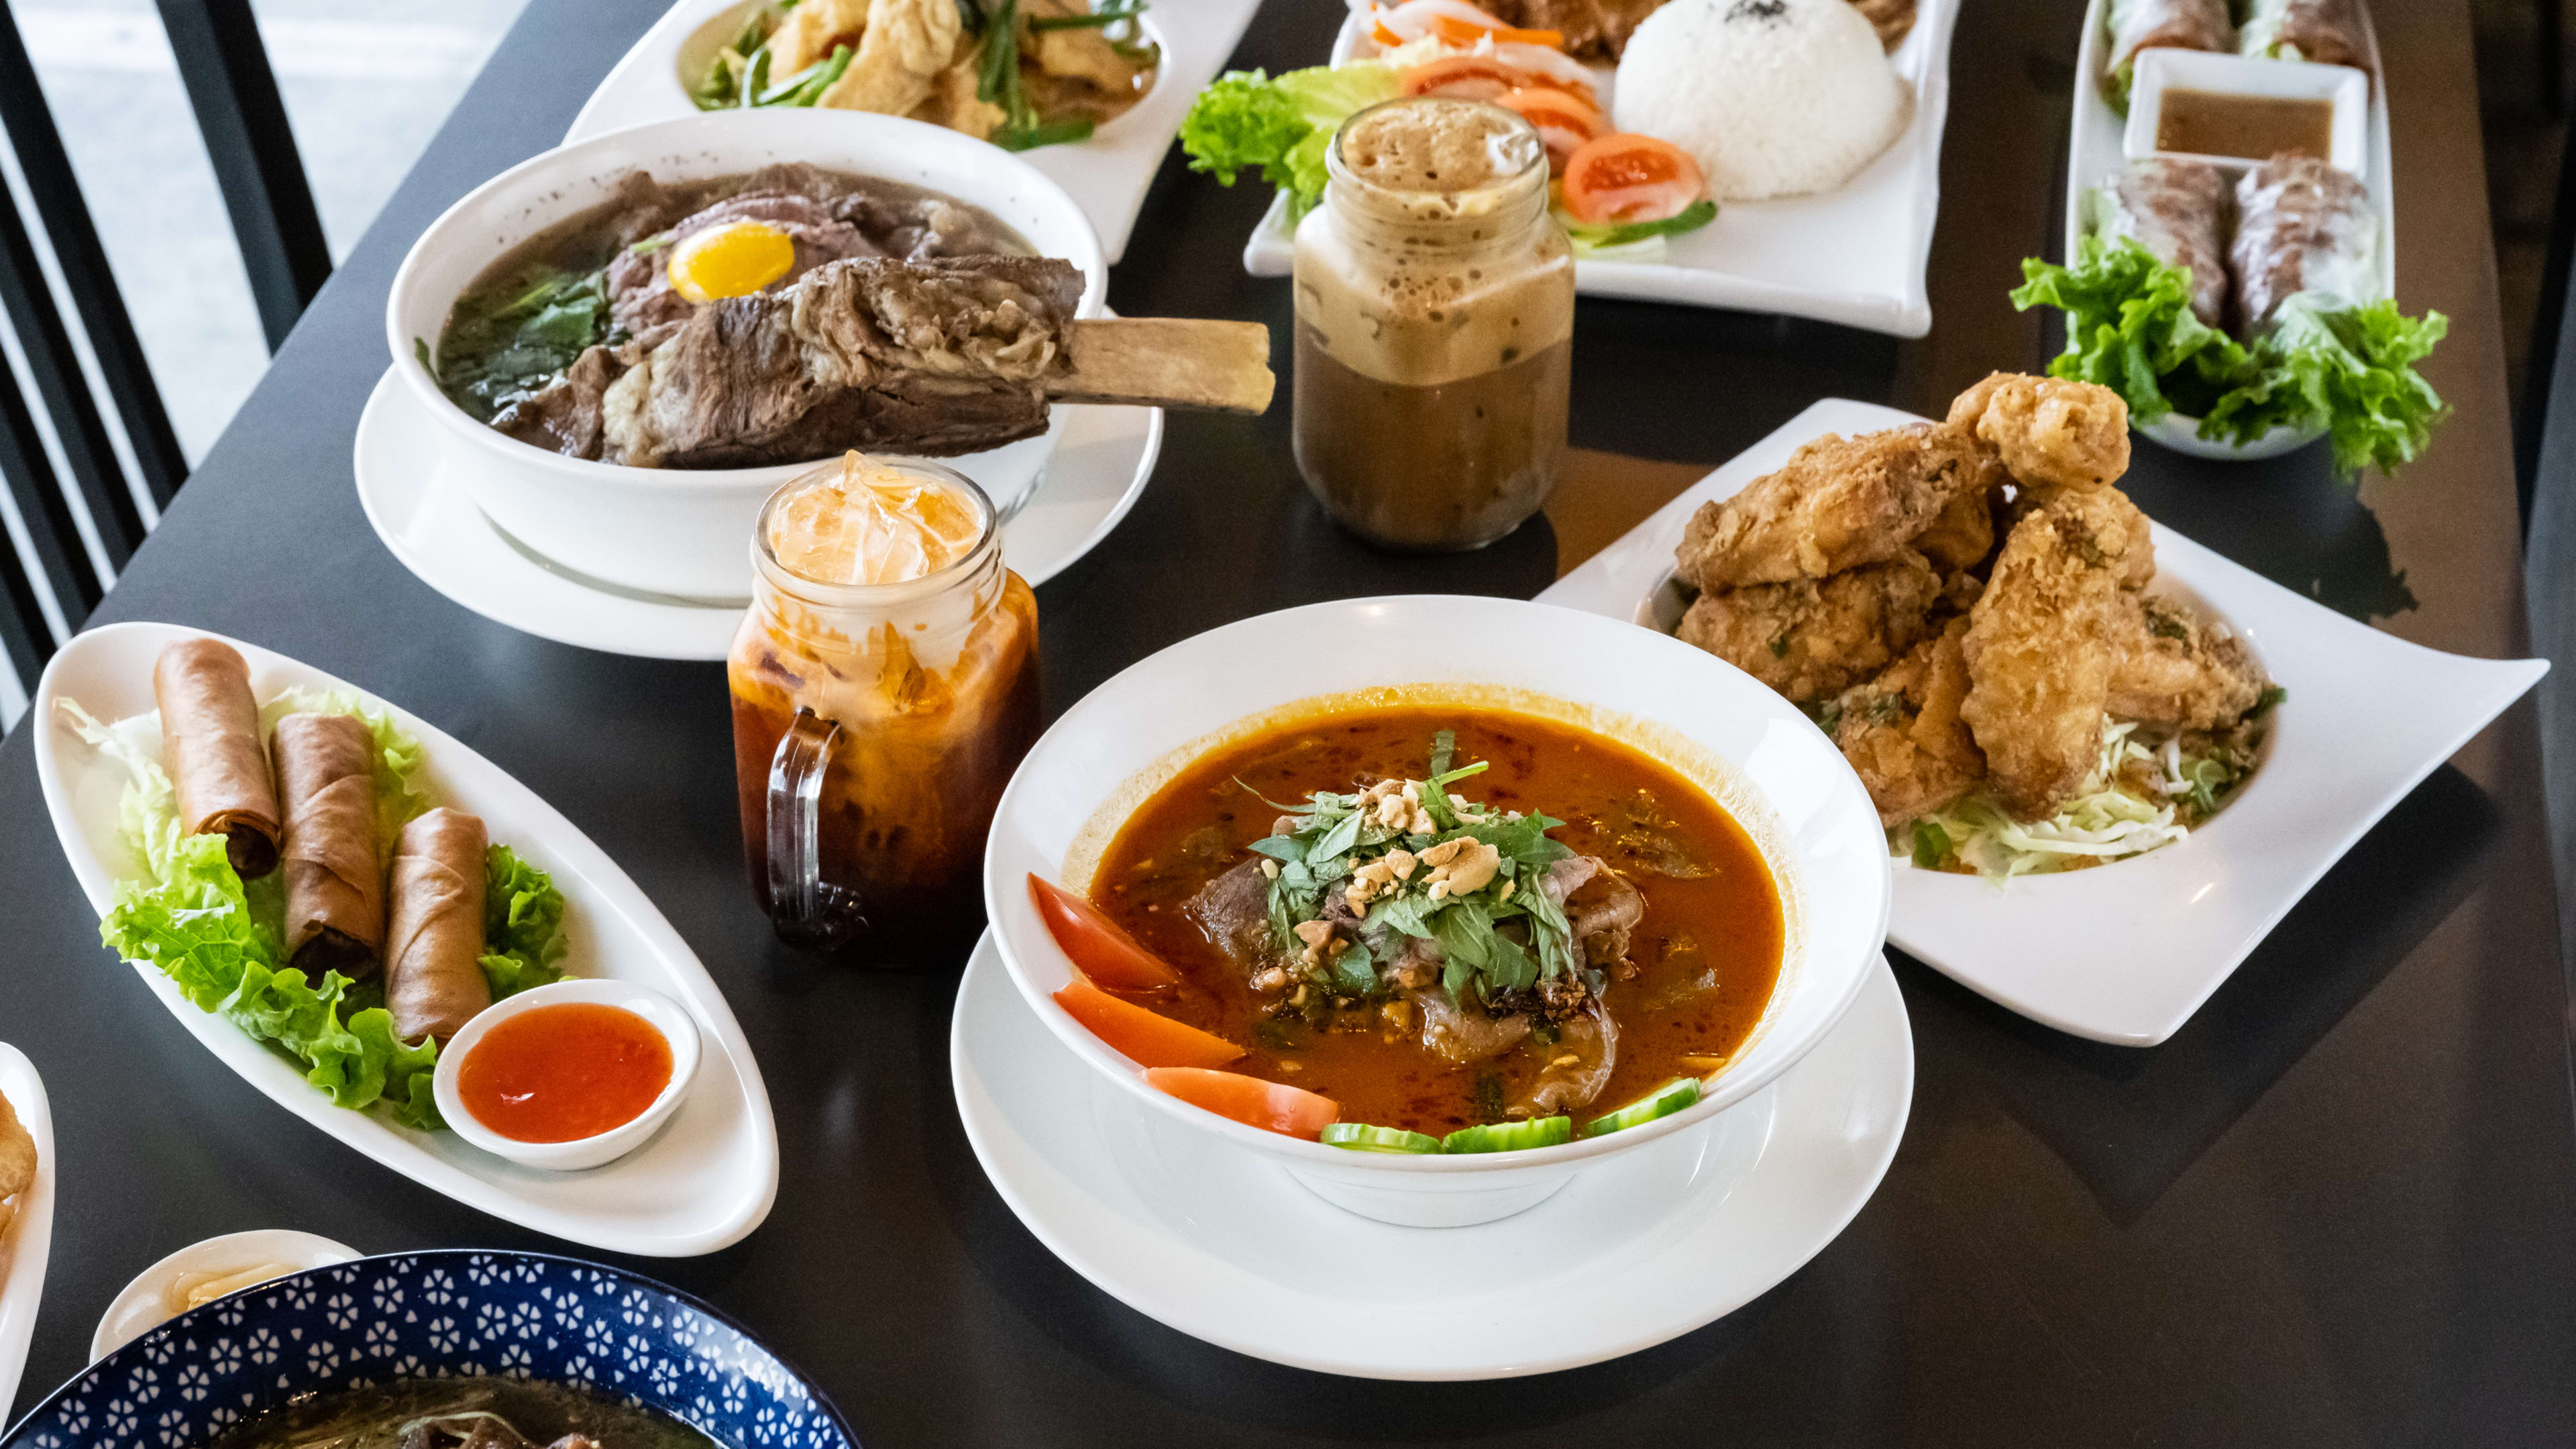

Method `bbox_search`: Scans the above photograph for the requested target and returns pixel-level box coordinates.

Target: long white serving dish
[1537,398,2546,1044]
[0,1045,54,1423]
[31,623,780,1254]
[1237,0,1962,336]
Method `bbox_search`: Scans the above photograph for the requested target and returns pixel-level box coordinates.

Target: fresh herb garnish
[433,264,614,424]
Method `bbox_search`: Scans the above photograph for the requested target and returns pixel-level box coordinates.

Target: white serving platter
[30,623,781,1254]
[2066,0,2392,460]
[953,932,1912,1379]
[0,1044,55,1424]
[1237,0,1962,336]
[565,0,1264,265]
[353,371,1161,661]
[1537,398,2546,1045]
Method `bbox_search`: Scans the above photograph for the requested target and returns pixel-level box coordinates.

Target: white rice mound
[1613,0,1913,203]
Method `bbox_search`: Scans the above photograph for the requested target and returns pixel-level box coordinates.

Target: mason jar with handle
[727,454,1041,964]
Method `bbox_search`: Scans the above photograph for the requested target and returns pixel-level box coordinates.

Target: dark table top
[5,0,2573,1443]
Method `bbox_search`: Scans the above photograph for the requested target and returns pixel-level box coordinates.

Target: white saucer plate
[1238,0,1963,336]
[32,623,781,1254]
[354,371,1161,661]
[565,0,1263,265]
[90,1230,360,1362]
[0,1044,55,1422]
[2063,0,2391,460]
[951,932,1913,1380]
[1538,398,2547,1046]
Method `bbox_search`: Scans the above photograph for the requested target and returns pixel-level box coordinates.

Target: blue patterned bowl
[2,1251,855,1449]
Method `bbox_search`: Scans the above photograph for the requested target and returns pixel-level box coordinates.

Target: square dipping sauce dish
[2123,48,2369,175]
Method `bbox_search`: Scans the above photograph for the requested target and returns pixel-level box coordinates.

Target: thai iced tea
[728,454,1040,963]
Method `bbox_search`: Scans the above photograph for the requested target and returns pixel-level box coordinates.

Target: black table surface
[5,0,2573,1443]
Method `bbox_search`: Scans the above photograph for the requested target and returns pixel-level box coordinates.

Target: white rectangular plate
[32,623,780,1253]
[566,0,1264,264]
[0,1044,54,1423]
[1537,398,2546,1044]
[1238,0,1962,335]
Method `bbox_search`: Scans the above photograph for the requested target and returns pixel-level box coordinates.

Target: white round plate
[951,932,1913,1381]
[0,1044,55,1422]
[91,1230,360,1362]
[353,370,1162,661]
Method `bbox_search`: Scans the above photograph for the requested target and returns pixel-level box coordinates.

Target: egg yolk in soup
[666,219,797,303]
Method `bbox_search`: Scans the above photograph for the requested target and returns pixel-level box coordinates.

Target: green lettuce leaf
[1179,63,1401,219]
[2249,294,2451,476]
[480,843,568,1000]
[2009,235,2254,425]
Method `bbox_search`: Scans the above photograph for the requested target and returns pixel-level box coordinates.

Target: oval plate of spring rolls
[28,622,780,1254]
[1538,380,2544,1045]
[2020,0,2451,476]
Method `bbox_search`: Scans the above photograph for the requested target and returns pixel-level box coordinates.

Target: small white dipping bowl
[386,108,1108,600]
[982,595,1893,1228]
[91,1230,360,1362]
[433,979,703,1171]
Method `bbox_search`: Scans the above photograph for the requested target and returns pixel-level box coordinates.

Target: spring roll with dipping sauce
[152,639,280,878]
[2241,0,2373,84]
[384,808,489,1042]
[2231,153,2379,330]
[2105,0,2233,107]
[2100,158,2234,329]
[271,713,386,977]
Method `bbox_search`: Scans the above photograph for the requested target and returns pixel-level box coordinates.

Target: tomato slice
[1560,133,1708,225]
[1053,979,1244,1069]
[1144,1068,1341,1140]
[1495,87,1607,172]
[1399,55,1552,103]
[1430,13,1564,46]
[1026,874,1181,992]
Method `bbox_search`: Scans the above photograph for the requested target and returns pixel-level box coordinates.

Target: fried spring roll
[2104,0,2233,106]
[272,713,386,978]
[2101,159,2233,330]
[2231,154,2378,330]
[2241,0,2373,83]
[385,808,490,1043]
[152,638,280,879]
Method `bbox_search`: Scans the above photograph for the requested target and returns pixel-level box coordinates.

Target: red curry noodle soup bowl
[386,108,1107,600]
[983,595,1892,1228]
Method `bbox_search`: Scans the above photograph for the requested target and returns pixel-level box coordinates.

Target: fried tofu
[1833,617,1986,826]
[1960,500,2127,820]
[2107,594,2270,731]
[1677,550,1943,704]
[0,1089,32,1241]
[1947,372,2131,491]
[1676,425,1996,590]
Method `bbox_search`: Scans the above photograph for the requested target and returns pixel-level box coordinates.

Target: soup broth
[1091,706,1784,1136]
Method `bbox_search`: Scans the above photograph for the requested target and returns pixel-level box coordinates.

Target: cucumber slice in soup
[1322,1122,1441,1154]
[1584,1077,1701,1138]
[1440,1116,1572,1154]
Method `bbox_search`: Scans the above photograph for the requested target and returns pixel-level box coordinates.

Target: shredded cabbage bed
[1903,719,2258,883]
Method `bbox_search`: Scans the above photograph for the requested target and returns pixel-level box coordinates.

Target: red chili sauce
[458,1003,674,1143]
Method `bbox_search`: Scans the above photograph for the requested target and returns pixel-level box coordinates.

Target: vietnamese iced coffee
[1292,97,1574,551]
[728,453,1040,964]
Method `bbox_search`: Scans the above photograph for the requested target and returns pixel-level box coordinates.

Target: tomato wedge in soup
[1560,133,1707,225]
[1144,1068,1340,1140]
[1028,873,1180,991]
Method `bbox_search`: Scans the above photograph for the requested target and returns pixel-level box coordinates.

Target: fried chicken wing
[1833,616,1986,825]
[1911,451,2006,573]
[1947,372,2131,490]
[1677,425,1994,590]
[1960,502,2125,820]
[1676,550,1943,703]
[2107,594,2270,731]
[2009,480,2158,590]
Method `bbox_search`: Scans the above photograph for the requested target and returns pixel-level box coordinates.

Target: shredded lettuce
[1179,63,1403,219]
[60,686,571,1130]
[1910,720,2253,882]
[2010,236,2448,477]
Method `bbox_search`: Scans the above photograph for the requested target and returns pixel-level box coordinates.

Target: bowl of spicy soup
[982,595,1892,1228]
[434,979,703,1170]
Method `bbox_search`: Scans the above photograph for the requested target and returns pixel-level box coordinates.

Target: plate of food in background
[0,1046,54,1421]
[565,0,1264,264]
[1538,378,2544,1044]
[30,623,780,1253]
[2012,0,2448,475]
[1207,0,1960,335]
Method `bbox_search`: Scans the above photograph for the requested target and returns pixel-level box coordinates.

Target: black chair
[0,0,328,691]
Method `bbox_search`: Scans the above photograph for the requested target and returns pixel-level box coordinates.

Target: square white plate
[565,0,1263,264]
[1536,398,2546,1044]
[1238,0,1962,335]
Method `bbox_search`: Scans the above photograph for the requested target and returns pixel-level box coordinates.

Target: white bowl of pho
[982,595,1892,1228]
[387,108,1107,600]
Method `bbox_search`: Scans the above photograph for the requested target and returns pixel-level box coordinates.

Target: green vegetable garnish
[1442,1116,1572,1153]
[433,264,614,425]
[1911,819,1950,871]
[1179,63,1403,220]
[1558,198,1719,257]
[1584,1077,1699,1137]
[1322,1122,1441,1153]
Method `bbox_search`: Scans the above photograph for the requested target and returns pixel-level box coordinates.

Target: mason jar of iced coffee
[1292,96,1574,551]
[728,453,1041,965]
